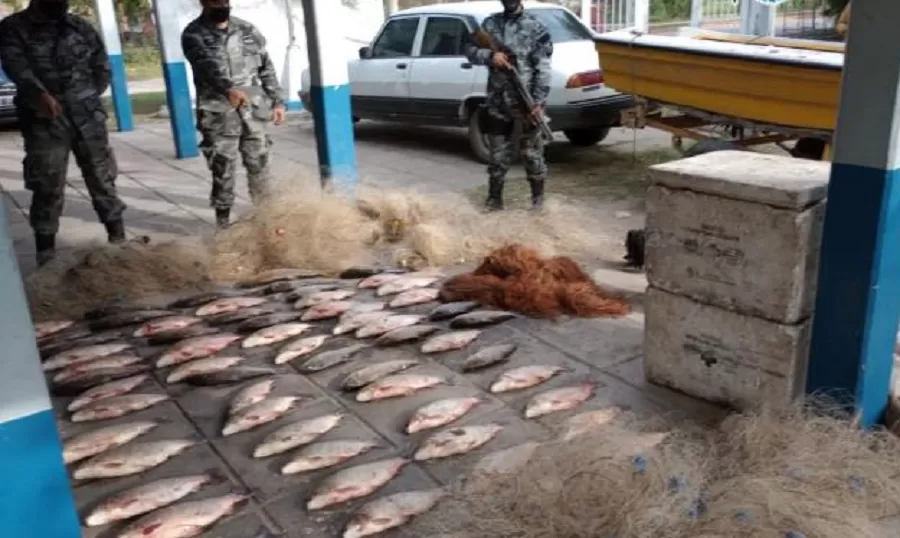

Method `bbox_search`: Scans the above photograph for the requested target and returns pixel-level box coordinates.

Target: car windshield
[527,8,593,43]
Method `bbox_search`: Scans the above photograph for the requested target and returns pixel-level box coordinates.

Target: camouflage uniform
[465,8,553,210]
[181,15,286,218]
[0,6,127,262]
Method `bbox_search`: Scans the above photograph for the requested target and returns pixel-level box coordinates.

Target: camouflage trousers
[20,103,125,236]
[484,113,547,183]
[197,108,272,210]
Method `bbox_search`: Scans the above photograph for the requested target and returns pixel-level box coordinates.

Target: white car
[299,1,633,163]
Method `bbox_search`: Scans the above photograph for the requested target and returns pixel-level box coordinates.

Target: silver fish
[221,396,300,436]
[168,291,244,310]
[142,325,220,346]
[406,397,483,434]
[376,276,440,297]
[389,288,440,308]
[229,379,276,415]
[341,266,397,279]
[133,315,203,338]
[343,489,445,538]
[340,360,421,391]
[204,305,279,326]
[71,393,170,422]
[296,343,368,373]
[427,301,479,321]
[52,365,152,396]
[252,413,344,458]
[185,366,276,386]
[301,300,362,321]
[84,472,222,527]
[73,439,196,480]
[195,296,268,317]
[375,325,440,347]
[88,309,176,332]
[524,383,596,418]
[281,440,379,475]
[35,319,75,340]
[449,310,518,329]
[490,365,566,394]
[67,374,150,412]
[266,279,339,294]
[358,273,404,289]
[295,289,357,309]
[52,354,143,384]
[356,373,445,402]
[156,333,241,367]
[460,343,519,372]
[62,420,159,464]
[413,424,503,461]
[420,330,482,354]
[239,268,322,287]
[284,283,346,302]
[43,342,134,371]
[333,311,390,336]
[355,314,423,339]
[307,458,408,511]
[116,493,248,538]
[241,322,312,348]
[235,312,305,333]
[274,335,329,364]
[82,304,167,322]
[166,356,245,384]
[39,331,122,360]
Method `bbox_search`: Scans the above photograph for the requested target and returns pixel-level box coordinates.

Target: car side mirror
[359,46,370,59]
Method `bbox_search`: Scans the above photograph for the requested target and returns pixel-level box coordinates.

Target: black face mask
[500,0,521,14]
[205,6,230,23]
[37,0,69,19]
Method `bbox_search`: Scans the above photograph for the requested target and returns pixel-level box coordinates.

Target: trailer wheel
[682,139,748,158]
[563,127,611,147]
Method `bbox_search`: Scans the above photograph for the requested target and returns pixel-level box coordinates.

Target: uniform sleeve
[464,20,494,66]
[0,20,47,102]
[528,22,553,104]
[254,29,286,107]
[85,23,111,95]
[181,26,233,95]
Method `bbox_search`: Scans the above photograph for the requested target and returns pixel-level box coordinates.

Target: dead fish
[265,279,330,294]
[281,440,379,475]
[52,354,143,384]
[307,458,408,511]
[413,424,503,461]
[420,330,482,354]
[356,374,445,402]
[356,314,423,339]
[358,272,404,289]
[426,301,480,321]
[237,268,323,288]
[62,420,159,464]
[406,397,483,434]
[52,365,153,396]
[235,312,305,333]
[44,342,134,371]
[449,310,518,329]
[295,343,368,373]
[525,384,596,418]
[133,315,203,338]
[301,300,361,321]
[166,356,245,384]
[343,489,445,538]
[39,332,121,360]
[67,374,150,412]
[71,393,170,422]
[284,283,347,302]
[156,333,241,367]
[38,325,93,346]
[82,304,164,321]
[142,325,220,347]
[116,493,248,538]
[84,472,223,527]
[490,365,566,394]
[333,311,390,336]
[241,322,312,348]
[252,413,344,458]
[196,297,268,317]
[222,396,301,436]
[342,266,405,279]
[229,379,276,415]
[87,309,176,332]
[376,276,440,297]
[274,335,329,364]
[203,305,279,326]
[168,291,242,309]
[35,319,75,340]
[295,289,357,309]
[185,367,277,386]
[389,288,440,308]
[340,359,421,391]
[460,343,518,372]
[73,438,196,480]
[374,324,440,347]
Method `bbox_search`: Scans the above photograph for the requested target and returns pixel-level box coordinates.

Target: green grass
[123,44,162,82]
[101,91,167,124]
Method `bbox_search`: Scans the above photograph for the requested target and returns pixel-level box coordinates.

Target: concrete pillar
[807,0,900,428]
[0,202,80,536]
[739,0,776,36]
[580,0,591,28]
[633,0,649,33]
[301,0,359,195]
[284,0,305,111]
[152,0,199,159]
[690,0,703,27]
[94,0,133,131]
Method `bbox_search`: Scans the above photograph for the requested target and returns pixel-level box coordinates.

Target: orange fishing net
[440,244,631,319]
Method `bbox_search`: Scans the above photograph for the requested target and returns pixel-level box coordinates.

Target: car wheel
[468,111,491,164]
[563,127,611,147]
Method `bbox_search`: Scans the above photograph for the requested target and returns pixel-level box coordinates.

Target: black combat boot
[485,177,504,212]
[215,208,231,230]
[35,233,55,267]
[105,219,126,244]
[528,177,545,210]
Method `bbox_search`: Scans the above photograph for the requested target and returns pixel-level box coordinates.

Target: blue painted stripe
[285,99,304,111]
[161,61,199,160]
[107,54,133,132]
[0,410,80,536]
[309,84,358,196]
[807,163,900,427]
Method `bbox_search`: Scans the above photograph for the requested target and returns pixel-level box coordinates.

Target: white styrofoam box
[644,287,811,410]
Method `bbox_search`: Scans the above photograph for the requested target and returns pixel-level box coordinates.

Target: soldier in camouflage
[0,0,128,266]
[465,0,553,211]
[182,0,287,229]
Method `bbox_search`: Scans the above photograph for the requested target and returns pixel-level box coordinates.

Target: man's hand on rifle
[529,103,545,123]
[491,51,512,70]
[226,88,249,109]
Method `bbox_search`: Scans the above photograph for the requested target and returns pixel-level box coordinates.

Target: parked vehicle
[0,64,17,125]
[299,0,633,163]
